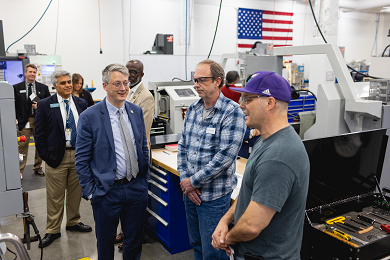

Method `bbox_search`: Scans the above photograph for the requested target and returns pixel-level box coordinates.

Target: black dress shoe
[66,222,92,232]
[34,169,45,177]
[38,233,61,248]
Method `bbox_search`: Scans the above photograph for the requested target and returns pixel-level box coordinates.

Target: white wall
[1,0,125,99]
[339,11,385,63]
[1,0,385,99]
[379,13,390,58]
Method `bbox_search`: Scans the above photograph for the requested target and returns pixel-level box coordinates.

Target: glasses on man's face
[129,70,142,76]
[110,81,129,88]
[192,77,214,84]
[242,95,264,104]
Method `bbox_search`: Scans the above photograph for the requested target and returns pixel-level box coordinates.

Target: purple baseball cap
[230,71,291,103]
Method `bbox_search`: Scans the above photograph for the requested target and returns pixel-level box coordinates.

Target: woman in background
[220,70,241,103]
[72,73,94,107]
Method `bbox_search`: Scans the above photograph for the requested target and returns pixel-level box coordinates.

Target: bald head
[126,59,144,88]
[126,60,144,71]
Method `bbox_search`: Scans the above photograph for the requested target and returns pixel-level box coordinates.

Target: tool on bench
[330,227,369,245]
[331,229,352,241]
[334,223,355,233]
[314,223,366,247]
[362,213,390,234]
[369,212,390,223]
[358,215,376,225]
[323,229,359,248]
[350,219,368,226]
[327,216,374,234]
[326,216,346,225]
[381,224,390,234]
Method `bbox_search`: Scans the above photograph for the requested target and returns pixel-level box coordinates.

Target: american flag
[237,7,293,51]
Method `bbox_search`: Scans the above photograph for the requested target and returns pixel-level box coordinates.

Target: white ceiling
[291,0,390,13]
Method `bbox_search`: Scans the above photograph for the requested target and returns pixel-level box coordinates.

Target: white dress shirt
[128,81,142,100]
[57,94,79,147]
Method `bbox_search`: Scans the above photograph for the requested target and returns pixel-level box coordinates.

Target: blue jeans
[184,192,232,260]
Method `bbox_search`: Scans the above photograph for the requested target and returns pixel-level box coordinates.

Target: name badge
[29,93,37,101]
[50,103,60,108]
[20,90,27,93]
[206,127,216,134]
[65,129,72,141]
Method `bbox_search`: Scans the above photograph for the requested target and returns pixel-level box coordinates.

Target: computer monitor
[151,34,173,55]
[40,64,55,75]
[0,56,30,85]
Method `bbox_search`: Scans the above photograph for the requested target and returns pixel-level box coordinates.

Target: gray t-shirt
[234,126,310,260]
[202,105,214,121]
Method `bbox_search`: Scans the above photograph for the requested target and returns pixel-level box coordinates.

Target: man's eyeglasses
[110,81,129,88]
[242,95,264,104]
[129,70,142,76]
[192,77,214,84]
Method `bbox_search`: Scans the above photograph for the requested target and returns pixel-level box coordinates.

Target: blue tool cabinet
[288,94,316,123]
[146,163,191,254]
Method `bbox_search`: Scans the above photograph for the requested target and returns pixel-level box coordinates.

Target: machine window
[174,88,196,97]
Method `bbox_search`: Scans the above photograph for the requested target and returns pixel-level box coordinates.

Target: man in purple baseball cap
[212,71,310,260]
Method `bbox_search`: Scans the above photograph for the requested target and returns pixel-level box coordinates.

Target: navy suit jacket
[35,94,88,168]
[75,98,150,203]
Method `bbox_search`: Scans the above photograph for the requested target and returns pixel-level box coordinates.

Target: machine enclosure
[301,129,390,260]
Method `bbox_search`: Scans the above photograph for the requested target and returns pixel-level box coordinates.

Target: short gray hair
[51,70,71,85]
[102,64,129,84]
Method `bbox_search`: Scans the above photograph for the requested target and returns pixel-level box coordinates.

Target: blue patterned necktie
[64,99,77,147]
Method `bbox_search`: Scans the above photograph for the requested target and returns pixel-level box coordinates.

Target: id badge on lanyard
[65,128,72,141]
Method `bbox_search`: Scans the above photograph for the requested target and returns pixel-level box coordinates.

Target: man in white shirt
[35,70,92,248]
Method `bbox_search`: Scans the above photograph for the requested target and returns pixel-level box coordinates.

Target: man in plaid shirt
[178,60,246,260]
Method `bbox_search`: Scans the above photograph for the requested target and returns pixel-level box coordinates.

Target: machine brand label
[167,36,173,42]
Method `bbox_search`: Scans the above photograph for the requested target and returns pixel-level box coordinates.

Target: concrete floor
[0,140,194,260]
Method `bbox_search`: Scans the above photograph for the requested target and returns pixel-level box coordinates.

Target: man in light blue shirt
[76,64,149,260]
[105,98,138,180]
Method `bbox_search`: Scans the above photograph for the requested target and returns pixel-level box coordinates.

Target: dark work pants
[92,177,148,260]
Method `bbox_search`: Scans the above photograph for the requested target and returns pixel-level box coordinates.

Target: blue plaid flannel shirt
[177,93,247,201]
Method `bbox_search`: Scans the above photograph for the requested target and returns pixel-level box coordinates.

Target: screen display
[304,129,387,210]
[41,65,55,75]
[3,60,24,85]
[174,88,196,97]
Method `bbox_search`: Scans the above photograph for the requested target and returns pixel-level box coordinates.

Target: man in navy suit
[35,70,92,248]
[75,64,149,260]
